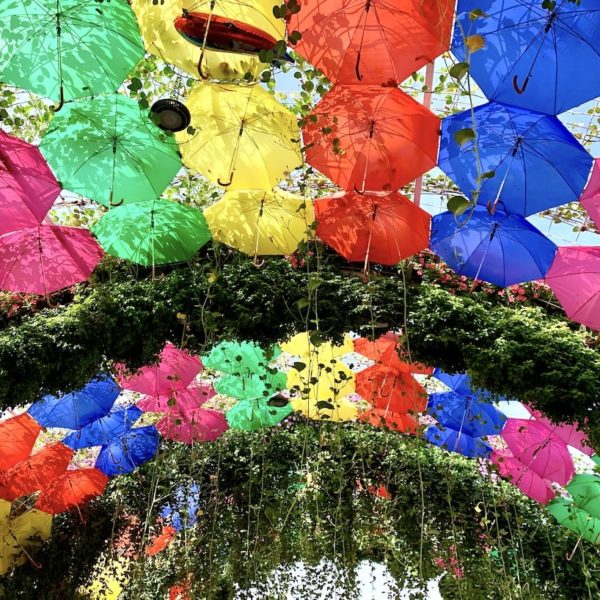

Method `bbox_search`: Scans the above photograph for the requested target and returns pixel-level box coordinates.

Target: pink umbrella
[581,158,600,227]
[156,407,228,444]
[491,449,555,505]
[118,342,202,396]
[137,382,216,413]
[0,131,61,235]
[501,418,575,486]
[0,225,103,295]
[545,246,600,331]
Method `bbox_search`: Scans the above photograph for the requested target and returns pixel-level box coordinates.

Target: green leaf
[449,62,470,81]
[454,128,476,146]
[447,195,471,216]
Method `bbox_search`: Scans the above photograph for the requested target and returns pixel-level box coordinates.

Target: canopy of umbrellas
[2,333,600,573]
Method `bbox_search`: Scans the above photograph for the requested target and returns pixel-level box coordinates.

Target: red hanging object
[0,414,41,472]
[359,408,419,433]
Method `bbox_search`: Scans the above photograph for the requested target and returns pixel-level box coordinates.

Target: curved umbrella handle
[355,52,364,82]
[51,85,65,112]
[353,184,366,196]
[512,74,530,95]
[109,195,124,208]
[252,256,265,268]
[197,51,210,80]
[218,176,233,187]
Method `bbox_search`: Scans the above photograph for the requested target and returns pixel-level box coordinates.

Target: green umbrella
[215,371,287,401]
[40,94,181,207]
[203,341,281,377]
[565,474,600,520]
[226,397,292,432]
[92,199,211,267]
[0,0,144,108]
[547,498,600,545]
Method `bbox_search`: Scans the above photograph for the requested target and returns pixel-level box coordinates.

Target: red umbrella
[359,408,419,433]
[315,191,430,266]
[289,0,455,86]
[35,468,109,514]
[303,85,439,191]
[0,442,73,501]
[0,225,103,295]
[354,335,433,375]
[0,130,61,235]
[0,414,41,472]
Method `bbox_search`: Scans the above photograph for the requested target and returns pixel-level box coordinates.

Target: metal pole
[413,62,435,207]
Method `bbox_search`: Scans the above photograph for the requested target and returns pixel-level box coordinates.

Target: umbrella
[304,85,439,192]
[28,374,120,430]
[138,382,216,413]
[40,94,182,207]
[0,225,103,295]
[215,370,286,401]
[359,408,419,434]
[281,332,354,360]
[432,369,504,401]
[176,83,302,190]
[0,443,74,501]
[0,130,61,235]
[502,418,574,486]
[581,159,600,227]
[92,199,211,267]
[547,497,600,545]
[157,407,228,443]
[439,102,592,216]
[0,414,41,472]
[95,426,160,476]
[290,394,358,423]
[62,406,143,450]
[35,468,109,514]
[545,246,600,332]
[453,1,600,115]
[491,449,555,505]
[425,423,492,459]
[565,474,600,520]
[354,335,432,374]
[226,396,292,431]
[289,0,455,86]
[315,191,430,266]
[204,189,314,257]
[0,0,144,108]
[131,0,265,80]
[117,342,202,396]
[203,340,280,376]
[160,482,201,532]
[430,206,557,287]
[427,391,506,438]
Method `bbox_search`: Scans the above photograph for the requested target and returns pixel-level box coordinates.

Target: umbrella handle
[353,185,366,196]
[51,85,65,112]
[109,197,124,208]
[512,75,530,95]
[218,176,233,187]
[45,293,58,308]
[252,257,265,268]
[355,52,364,82]
[197,51,210,80]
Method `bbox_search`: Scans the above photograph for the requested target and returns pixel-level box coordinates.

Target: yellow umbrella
[176,83,302,190]
[282,332,355,360]
[204,189,314,257]
[131,0,267,80]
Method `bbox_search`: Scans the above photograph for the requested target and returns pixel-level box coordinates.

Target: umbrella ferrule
[369,120,376,138]
[545,11,558,33]
[511,137,523,157]
[489,221,500,240]
[365,0,372,12]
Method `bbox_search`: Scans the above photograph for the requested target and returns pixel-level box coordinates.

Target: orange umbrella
[289,0,455,86]
[315,191,430,266]
[0,414,41,472]
[359,408,419,434]
[35,468,109,515]
[354,336,399,367]
[304,85,439,191]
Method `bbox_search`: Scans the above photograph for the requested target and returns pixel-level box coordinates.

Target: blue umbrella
[433,369,507,402]
[427,391,506,437]
[95,425,159,476]
[160,482,201,532]
[425,424,492,459]
[453,1,600,115]
[28,374,120,429]
[439,102,592,216]
[63,406,142,449]
[430,206,557,287]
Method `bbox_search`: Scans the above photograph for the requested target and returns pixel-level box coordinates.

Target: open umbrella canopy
[118,342,202,396]
[359,408,419,434]
[353,336,399,368]
[157,407,229,444]
[0,0,144,106]
[502,418,575,486]
[131,0,265,80]
[304,85,439,192]
[432,369,504,401]
[0,130,60,235]
[138,382,216,414]
[439,102,593,216]
[545,246,600,332]
[95,426,160,476]
[203,341,280,376]
[215,370,287,401]
[430,206,557,287]
[0,225,103,295]
[281,332,354,360]
[289,0,455,86]
[0,414,41,472]
[226,396,292,431]
[62,406,143,450]
[35,468,109,515]
[92,199,211,267]
[204,189,314,257]
[565,474,600,520]
[176,83,302,190]
[315,191,430,266]
[290,394,358,423]
[425,424,492,459]
[581,158,600,227]
[453,1,600,115]
[547,498,600,545]
[40,94,182,208]
[28,374,120,430]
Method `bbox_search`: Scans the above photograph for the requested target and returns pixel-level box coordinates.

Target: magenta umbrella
[491,449,555,505]
[137,382,216,413]
[0,130,61,235]
[0,225,103,295]
[117,342,202,396]
[545,246,600,331]
[156,407,228,444]
[501,418,575,486]
[581,158,600,227]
